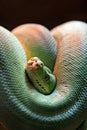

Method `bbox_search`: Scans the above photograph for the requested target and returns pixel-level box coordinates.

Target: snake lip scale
[0,21,87,130]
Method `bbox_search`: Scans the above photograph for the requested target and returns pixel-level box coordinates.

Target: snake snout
[27,57,43,70]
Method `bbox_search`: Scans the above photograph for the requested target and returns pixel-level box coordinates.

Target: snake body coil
[0,21,87,130]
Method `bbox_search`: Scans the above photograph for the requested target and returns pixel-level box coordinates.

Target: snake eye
[45,74,50,81]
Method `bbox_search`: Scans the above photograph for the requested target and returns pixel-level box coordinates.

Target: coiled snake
[0,21,87,130]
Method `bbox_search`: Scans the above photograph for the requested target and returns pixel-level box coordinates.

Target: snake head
[26,57,56,95]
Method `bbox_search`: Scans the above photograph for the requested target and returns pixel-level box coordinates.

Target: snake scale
[0,21,87,130]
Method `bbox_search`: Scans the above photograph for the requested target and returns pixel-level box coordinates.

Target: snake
[0,21,87,130]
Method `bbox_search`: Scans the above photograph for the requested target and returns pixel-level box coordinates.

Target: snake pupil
[45,74,50,81]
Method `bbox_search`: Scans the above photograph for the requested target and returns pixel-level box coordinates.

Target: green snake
[0,21,87,130]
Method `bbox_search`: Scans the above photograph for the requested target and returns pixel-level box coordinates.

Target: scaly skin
[26,57,56,95]
[0,21,87,130]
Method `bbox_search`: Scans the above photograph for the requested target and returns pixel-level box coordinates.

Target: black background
[0,0,87,30]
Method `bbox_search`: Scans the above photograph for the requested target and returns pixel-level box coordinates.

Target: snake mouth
[27,57,43,70]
